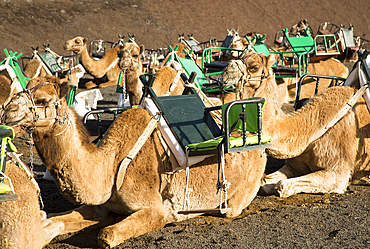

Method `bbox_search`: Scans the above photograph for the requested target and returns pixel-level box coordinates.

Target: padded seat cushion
[186,135,272,152]
[0,183,11,194]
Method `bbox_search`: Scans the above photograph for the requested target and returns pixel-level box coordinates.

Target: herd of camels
[0,23,370,248]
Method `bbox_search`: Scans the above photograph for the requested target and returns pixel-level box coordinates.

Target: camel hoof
[85,81,98,89]
[98,227,116,249]
[275,180,294,198]
[98,82,115,88]
[258,184,277,196]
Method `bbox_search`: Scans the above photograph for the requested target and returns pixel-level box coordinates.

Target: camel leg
[42,219,65,245]
[98,79,119,89]
[259,164,298,195]
[276,168,352,198]
[48,205,116,235]
[97,206,167,248]
[85,80,98,89]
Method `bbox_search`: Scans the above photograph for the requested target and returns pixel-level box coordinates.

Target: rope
[182,148,193,211]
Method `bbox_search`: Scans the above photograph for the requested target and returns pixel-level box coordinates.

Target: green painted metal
[37,52,63,74]
[66,85,77,106]
[0,126,18,201]
[0,49,29,89]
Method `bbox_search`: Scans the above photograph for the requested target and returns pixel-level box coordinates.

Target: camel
[64,37,144,95]
[0,152,64,248]
[0,74,14,107]
[221,50,370,198]
[1,74,267,248]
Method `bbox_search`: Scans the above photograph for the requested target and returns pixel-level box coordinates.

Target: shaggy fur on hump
[0,74,11,105]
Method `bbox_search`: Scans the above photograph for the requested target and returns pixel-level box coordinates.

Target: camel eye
[35,97,51,106]
[249,66,260,72]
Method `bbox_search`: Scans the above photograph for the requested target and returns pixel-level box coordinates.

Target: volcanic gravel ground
[9,82,370,249]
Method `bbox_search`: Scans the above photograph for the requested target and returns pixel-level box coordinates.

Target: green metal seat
[164,45,220,93]
[147,73,272,156]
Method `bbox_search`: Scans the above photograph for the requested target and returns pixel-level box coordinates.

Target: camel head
[117,42,145,105]
[1,76,69,132]
[117,42,144,72]
[290,19,312,37]
[64,36,87,54]
[221,50,277,99]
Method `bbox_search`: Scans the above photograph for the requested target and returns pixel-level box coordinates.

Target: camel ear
[59,81,70,99]
[266,53,277,71]
[242,37,249,46]
[139,45,145,55]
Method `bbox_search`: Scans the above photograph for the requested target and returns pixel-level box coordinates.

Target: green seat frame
[0,126,18,201]
[165,45,219,93]
[0,49,30,89]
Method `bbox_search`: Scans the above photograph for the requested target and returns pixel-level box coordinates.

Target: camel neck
[32,109,116,205]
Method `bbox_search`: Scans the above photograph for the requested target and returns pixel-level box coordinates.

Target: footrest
[0,192,17,201]
[272,65,298,73]
[0,183,17,201]
[178,208,231,215]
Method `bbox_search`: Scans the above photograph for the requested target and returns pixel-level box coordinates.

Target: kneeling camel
[221,50,370,198]
[2,76,267,248]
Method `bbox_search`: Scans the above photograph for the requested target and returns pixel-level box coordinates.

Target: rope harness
[9,82,71,170]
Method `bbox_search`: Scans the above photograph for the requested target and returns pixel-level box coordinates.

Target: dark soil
[3,0,370,248]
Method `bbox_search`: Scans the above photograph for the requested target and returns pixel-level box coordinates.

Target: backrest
[176,55,209,88]
[148,87,222,149]
[341,28,356,47]
[245,35,270,56]
[37,52,63,74]
[221,35,234,48]
[184,39,203,54]
[222,97,265,133]
[283,28,314,52]
[164,46,209,89]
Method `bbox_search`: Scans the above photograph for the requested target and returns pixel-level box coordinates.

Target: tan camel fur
[0,74,13,107]
[0,160,64,248]
[150,66,185,96]
[221,50,370,198]
[64,37,144,94]
[2,75,267,248]
[23,58,48,79]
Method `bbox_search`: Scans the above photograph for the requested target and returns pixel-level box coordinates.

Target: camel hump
[0,74,11,105]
